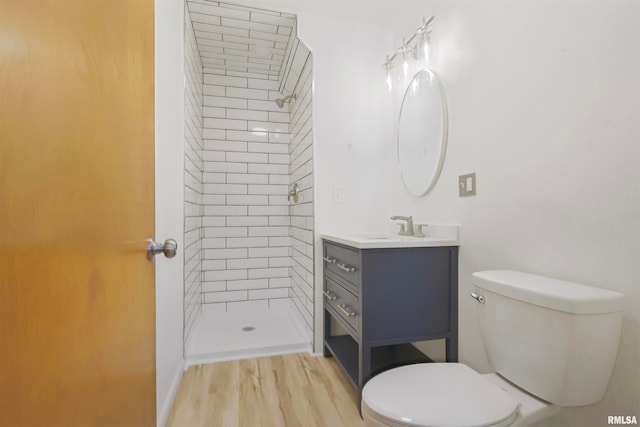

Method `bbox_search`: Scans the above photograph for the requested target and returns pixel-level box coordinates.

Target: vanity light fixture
[382,16,434,89]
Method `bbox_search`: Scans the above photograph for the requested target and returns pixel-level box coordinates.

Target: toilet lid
[362,363,519,427]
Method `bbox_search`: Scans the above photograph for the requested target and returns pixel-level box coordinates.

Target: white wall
[387,1,640,425]
[155,0,185,425]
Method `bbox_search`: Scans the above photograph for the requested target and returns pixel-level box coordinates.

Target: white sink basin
[321,225,459,249]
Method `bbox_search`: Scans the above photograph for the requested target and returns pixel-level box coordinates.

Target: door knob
[146,238,178,261]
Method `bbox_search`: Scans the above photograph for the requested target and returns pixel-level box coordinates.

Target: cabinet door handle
[337,304,356,317]
[336,263,356,273]
[323,290,337,301]
[323,256,336,264]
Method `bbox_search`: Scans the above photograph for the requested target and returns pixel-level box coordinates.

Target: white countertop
[321,225,459,249]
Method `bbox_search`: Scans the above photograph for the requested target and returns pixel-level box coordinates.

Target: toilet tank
[472,270,625,407]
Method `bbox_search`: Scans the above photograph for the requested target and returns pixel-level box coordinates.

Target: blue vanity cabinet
[322,239,459,397]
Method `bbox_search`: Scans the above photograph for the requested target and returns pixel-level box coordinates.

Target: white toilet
[362,270,625,427]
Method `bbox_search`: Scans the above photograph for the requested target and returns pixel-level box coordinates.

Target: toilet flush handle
[470,293,485,304]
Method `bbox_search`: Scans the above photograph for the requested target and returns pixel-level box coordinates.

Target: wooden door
[0,0,156,425]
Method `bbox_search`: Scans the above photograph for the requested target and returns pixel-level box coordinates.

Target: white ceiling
[187,0,296,77]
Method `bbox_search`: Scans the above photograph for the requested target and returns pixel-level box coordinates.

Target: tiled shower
[182,0,314,362]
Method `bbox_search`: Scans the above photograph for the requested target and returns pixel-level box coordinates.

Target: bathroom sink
[321,225,459,249]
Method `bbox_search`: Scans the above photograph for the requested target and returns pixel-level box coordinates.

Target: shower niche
[182,0,315,364]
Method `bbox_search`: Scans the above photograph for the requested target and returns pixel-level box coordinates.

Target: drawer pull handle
[337,263,356,273]
[323,256,336,264]
[323,290,337,301]
[337,304,356,317]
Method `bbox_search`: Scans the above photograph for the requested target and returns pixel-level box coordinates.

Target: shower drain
[242,326,255,332]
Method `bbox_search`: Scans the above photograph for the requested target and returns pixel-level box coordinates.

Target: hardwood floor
[166,353,365,427]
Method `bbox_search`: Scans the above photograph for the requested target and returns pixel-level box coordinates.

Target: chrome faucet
[390,215,414,236]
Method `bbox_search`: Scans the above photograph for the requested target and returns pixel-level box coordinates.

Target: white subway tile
[203,107,225,119]
[204,290,247,303]
[268,195,288,205]
[204,96,247,109]
[248,184,288,195]
[227,173,269,184]
[226,109,268,121]
[226,194,269,205]
[227,130,268,143]
[248,163,288,174]
[204,161,247,173]
[248,78,279,90]
[248,142,289,154]
[205,183,247,195]
[204,140,247,152]
[247,99,282,112]
[204,74,248,88]
[226,237,269,248]
[202,281,227,292]
[203,128,225,139]
[268,216,290,226]
[204,226,247,238]
[226,152,268,164]
[203,84,225,96]
[248,247,289,258]
[221,16,277,33]
[269,236,290,247]
[203,172,225,183]
[248,205,289,216]
[269,154,289,164]
[268,175,289,185]
[204,118,247,131]
[248,267,289,279]
[204,269,247,281]
[267,111,289,123]
[269,257,290,267]
[226,216,269,227]
[226,86,269,100]
[269,277,291,288]
[202,259,226,270]
[202,150,225,162]
[204,205,247,216]
[204,248,248,259]
[202,195,226,205]
[249,226,289,237]
[227,279,269,291]
[248,121,288,133]
[269,132,289,144]
[201,238,226,249]
[227,257,269,269]
[248,288,289,300]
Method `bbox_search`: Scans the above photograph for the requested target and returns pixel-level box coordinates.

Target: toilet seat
[362,363,520,427]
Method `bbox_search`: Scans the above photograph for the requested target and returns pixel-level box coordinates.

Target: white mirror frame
[397,69,449,197]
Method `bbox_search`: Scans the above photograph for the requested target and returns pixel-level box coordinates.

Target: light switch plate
[459,173,476,197]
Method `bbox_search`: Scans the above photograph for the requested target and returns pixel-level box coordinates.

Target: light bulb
[401,38,408,78]
[423,32,429,62]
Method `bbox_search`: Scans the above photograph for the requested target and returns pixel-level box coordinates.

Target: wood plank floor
[166,353,365,427]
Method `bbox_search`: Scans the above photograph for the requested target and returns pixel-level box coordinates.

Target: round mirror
[397,69,448,196]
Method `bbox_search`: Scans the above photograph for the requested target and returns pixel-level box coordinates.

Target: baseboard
[157,358,186,427]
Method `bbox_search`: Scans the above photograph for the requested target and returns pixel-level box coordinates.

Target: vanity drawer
[324,242,360,290]
[324,276,359,334]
